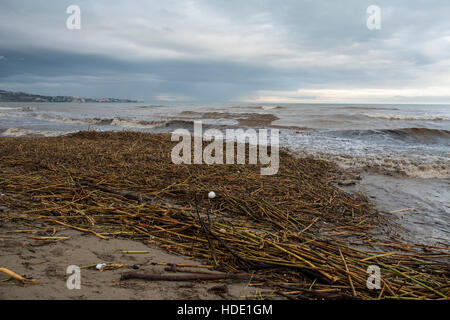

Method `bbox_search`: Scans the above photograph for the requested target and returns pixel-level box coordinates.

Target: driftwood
[121,271,256,282]
[194,198,217,266]
[276,284,361,300]
[77,180,151,203]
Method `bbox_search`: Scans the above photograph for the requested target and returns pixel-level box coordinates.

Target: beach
[0,131,448,300]
[2,0,450,306]
[1,102,449,245]
[0,220,266,300]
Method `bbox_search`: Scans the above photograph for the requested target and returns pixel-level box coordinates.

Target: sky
[0,0,449,104]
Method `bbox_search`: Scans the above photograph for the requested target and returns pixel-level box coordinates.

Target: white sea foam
[281,129,449,179]
[290,148,450,179]
[261,106,281,110]
[1,127,64,137]
[20,106,38,112]
[0,111,37,118]
[36,114,92,124]
[109,118,168,129]
[0,111,169,129]
[364,113,450,121]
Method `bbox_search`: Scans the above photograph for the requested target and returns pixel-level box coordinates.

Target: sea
[0,102,448,245]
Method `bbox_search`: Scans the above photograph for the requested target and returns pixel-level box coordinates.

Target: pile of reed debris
[0,131,448,299]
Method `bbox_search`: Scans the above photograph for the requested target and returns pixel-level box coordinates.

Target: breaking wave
[364,113,450,121]
[0,111,171,129]
[330,127,450,145]
[290,149,450,179]
[381,127,450,144]
[109,118,168,129]
[0,127,64,137]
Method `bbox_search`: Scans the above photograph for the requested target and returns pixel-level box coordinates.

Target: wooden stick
[45,220,107,240]
[0,268,37,284]
[339,247,356,297]
[388,208,414,214]
[121,272,254,282]
[121,251,149,254]
[153,262,214,269]
[194,199,218,267]
[299,217,319,234]
[360,252,396,262]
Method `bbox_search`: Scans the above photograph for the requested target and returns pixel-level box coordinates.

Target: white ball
[208,191,216,199]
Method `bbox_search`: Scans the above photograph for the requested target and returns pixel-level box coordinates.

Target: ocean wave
[329,127,450,145]
[162,119,197,128]
[0,127,64,137]
[261,105,284,110]
[340,106,399,111]
[35,114,106,125]
[363,113,450,121]
[291,149,450,179]
[0,106,38,112]
[38,114,170,129]
[0,111,39,118]
[20,106,38,112]
[0,111,170,129]
[381,127,450,144]
[284,129,449,178]
[138,105,167,109]
[231,105,285,111]
[109,118,168,129]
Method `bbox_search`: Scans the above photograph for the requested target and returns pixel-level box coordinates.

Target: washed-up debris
[121,251,149,254]
[0,267,37,284]
[208,191,216,199]
[96,263,106,271]
[88,263,127,271]
[0,131,448,299]
[121,271,257,282]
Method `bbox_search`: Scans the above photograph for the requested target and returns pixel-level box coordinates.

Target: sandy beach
[0,219,268,300]
[2,1,450,309]
[0,131,448,300]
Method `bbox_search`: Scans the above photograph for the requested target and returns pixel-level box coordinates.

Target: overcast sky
[1,0,449,104]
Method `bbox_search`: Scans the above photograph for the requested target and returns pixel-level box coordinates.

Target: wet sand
[344,173,450,246]
[0,219,268,300]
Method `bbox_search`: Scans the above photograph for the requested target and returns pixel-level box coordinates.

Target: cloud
[243,87,450,104]
[0,0,449,103]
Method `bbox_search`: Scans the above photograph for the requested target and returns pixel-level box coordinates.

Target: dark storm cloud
[0,49,293,100]
[0,0,449,103]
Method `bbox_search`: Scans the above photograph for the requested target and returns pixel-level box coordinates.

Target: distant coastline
[0,89,138,103]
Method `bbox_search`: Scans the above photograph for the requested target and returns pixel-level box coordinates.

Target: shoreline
[1,128,448,244]
[343,173,449,246]
[0,131,448,300]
